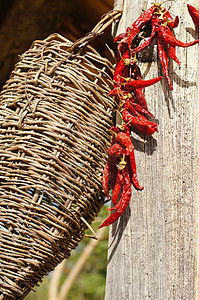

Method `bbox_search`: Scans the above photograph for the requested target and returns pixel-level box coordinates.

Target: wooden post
[105,0,199,299]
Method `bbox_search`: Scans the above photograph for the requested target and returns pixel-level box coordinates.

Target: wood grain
[105,1,199,299]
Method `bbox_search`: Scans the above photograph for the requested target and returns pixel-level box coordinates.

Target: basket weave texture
[0,11,121,299]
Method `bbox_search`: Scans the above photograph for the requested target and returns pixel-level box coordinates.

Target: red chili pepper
[127,151,143,190]
[158,25,199,47]
[110,169,124,205]
[121,76,163,89]
[107,142,125,157]
[170,16,179,28]
[187,4,199,26]
[130,6,157,31]
[122,110,158,135]
[113,51,131,83]
[127,5,157,49]
[132,28,156,54]
[124,100,155,118]
[114,5,157,54]
[99,168,131,228]
[110,160,120,190]
[168,45,181,66]
[157,36,173,90]
[132,88,149,111]
[115,131,134,155]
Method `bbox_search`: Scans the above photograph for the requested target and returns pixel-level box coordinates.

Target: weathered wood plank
[105,0,199,299]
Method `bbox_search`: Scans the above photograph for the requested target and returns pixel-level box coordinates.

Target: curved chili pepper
[110,169,124,205]
[158,25,199,47]
[124,100,155,118]
[132,88,149,111]
[132,29,156,54]
[127,151,143,190]
[168,45,181,66]
[113,51,131,84]
[114,5,157,54]
[99,168,131,228]
[121,76,163,89]
[127,5,157,49]
[170,15,179,28]
[187,4,199,26]
[122,110,158,135]
[157,36,173,90]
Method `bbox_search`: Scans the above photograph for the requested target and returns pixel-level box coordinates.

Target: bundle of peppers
[99,1,199,228]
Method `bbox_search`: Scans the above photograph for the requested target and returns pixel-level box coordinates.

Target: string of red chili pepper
[131,2,199,90]
[99,49,162,228]
[99,1,199,229]
[187,4,199,26]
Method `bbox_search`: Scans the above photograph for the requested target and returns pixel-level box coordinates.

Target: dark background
[0,0,114,87]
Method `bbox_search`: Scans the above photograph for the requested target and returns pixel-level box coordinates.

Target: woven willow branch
[0,10,122,299]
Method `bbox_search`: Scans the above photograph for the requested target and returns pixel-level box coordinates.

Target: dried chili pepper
[157,36,173,90]
[122,110,158,135]
[187,4,199,26]
[158,25,199,47]
[111,169,124,205]
[114,5,157,54]
[126,5,157,49]
[132,9,199,89]
[115,132,134,155]
[170,15,179,28]
[107,142,125,157]
[99,168,131,228]
[108,169,131,212]
[120,76,163,89]
[127,150,143,190]
[109,157,120,190]
[124,99,155,118]
[113,51,131,84]
[168,46,181,66]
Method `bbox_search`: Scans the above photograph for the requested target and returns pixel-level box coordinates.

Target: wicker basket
[0,11,121,299]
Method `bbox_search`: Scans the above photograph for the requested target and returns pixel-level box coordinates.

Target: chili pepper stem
[119,153,127,170]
